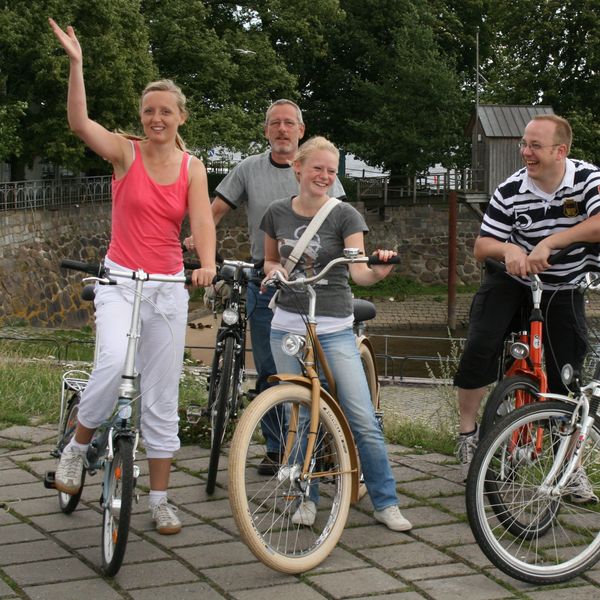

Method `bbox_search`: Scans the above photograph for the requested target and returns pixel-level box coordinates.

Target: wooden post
[448,190,458,331]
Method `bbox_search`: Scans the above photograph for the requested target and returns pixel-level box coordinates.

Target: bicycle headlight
[281,333,305,356]
[561,363,574,386]
[222,307,239,325]
[509,342,529,360]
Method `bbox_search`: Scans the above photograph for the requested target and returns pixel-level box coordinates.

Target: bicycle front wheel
[229,385,353,574]
[101,436,134,577]
[480,374,539,437]
[206,336,238,495]
[58,393,86,514]
[467,401,600,584]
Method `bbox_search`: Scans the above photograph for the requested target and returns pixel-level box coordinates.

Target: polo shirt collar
[519,158,576,197]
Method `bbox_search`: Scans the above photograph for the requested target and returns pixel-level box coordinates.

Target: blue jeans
[270,327,398,511]
[247,281,283,453]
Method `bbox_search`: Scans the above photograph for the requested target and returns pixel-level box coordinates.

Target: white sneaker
[291,500,317,527]
[151,499,182,535]
[373,505,412,532]
[568,467,600,505]
[456,426,479,481]
[55,446,84,495]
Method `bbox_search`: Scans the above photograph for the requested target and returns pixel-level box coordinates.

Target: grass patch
[385,418,455,455]
[0,356,64,426]
[351,274,477,300]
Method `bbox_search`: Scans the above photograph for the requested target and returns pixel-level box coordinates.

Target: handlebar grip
[484,257,506,274]
[547,242,598,266]
[60,259,103,275]
[183,260,201,270]
[367,255,401,266]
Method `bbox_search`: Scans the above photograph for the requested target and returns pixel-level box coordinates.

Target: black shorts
[453,271,587,393]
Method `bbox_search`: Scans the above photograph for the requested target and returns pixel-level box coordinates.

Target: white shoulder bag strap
[283,197,341,274]
[268,197,341,311]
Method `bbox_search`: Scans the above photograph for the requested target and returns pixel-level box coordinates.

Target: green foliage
[480,0,600,164]
[2,0,157,175]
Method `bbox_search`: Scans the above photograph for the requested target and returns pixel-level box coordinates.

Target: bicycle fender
[356,335,381,396]
[269,374,361,503]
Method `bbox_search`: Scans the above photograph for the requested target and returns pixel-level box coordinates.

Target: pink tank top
[107,141,189,274]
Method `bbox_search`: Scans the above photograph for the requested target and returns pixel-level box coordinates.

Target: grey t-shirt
[260,197,368,318]
[215,150,346,261]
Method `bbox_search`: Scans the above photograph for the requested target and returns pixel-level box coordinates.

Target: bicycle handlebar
[268,253,400,288]
[484,242,597,275]
[61,259,193,286]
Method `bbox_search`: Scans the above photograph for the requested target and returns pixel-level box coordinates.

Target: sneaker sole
[54,481,82,495]
[156,525,182,535]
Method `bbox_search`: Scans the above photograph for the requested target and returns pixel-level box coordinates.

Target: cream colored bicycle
[228,249,396,573]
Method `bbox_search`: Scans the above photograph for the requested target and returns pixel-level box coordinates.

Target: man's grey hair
[265,99,303,125]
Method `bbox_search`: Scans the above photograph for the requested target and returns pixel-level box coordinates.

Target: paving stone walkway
[2,401,600,600]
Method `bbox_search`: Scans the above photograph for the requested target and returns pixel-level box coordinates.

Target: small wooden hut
[467,104,555,197]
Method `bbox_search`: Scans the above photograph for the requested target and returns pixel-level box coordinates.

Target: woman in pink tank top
[50,18,216,536]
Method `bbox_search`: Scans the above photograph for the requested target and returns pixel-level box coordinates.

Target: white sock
[66,439,89,454]
[149,490,167,509]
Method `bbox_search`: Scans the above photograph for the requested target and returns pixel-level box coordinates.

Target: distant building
[467,104,555,197]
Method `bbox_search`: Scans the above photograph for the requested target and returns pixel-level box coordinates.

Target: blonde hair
[294,136,339,164]
[532,114,572,153]
[133,79,188,151]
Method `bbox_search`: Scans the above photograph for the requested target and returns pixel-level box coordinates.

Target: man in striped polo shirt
[454,114,600,499]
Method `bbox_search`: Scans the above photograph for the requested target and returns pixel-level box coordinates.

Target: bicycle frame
[272,299,362,502]
[267,251,392,504]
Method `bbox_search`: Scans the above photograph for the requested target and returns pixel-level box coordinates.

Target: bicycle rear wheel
[101,436,134,577]
[480,375,539,438]
[229,385,353,574]
[58,393,86,514]
[467,401,600,584]
[206,336,238,495]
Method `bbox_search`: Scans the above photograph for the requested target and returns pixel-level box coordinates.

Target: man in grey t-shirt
[190,99,346,474]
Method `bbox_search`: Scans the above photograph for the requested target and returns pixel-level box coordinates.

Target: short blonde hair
[532,114,572,153]
[294,136,339,164]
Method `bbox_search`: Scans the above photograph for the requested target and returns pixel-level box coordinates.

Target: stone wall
[217,200,481,286]
[0,199,481,327]
[0,203,111,327]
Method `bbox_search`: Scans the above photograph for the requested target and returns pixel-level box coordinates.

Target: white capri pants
[78,262,189,459]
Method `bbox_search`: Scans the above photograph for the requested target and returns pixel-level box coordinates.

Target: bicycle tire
[101,436,134,577]
[229,385,353,574]
[58,393,86,514]
[466,401,600,584]
[206,336,238,495]
[480,375,540,438]
[358,340,378,411]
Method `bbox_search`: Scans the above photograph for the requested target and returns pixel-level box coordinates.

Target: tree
[481,0,600,163]
[1,0,156,178]
[142,0,298,155]
[302,0,468,176]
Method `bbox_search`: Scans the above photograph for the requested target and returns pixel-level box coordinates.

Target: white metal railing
[0,176,112,211]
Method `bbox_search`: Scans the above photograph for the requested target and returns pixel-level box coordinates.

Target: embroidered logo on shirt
[514,212,533,230]
[563,198,579,217]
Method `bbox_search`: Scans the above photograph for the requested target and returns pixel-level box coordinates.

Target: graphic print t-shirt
[260,197,368,318]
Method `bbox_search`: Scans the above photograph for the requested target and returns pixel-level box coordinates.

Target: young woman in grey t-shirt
[260,136,412,533]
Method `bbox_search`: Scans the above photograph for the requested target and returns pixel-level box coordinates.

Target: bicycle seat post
[116,270,146,419]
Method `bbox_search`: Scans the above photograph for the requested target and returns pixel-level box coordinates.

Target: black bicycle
[187,257,262,494]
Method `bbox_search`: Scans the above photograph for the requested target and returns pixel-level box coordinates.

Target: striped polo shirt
[480,158,600,288]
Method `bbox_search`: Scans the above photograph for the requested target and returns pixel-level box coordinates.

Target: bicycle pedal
[43,471,56,489]
[186,404,205,424]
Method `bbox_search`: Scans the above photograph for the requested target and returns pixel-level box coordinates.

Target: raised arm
[48,18,129,173]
